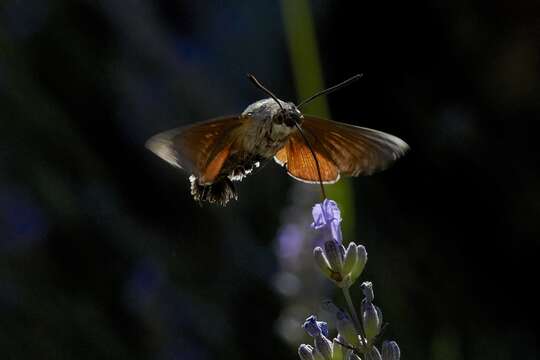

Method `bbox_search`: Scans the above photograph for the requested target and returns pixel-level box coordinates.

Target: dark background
[1,1,539,359]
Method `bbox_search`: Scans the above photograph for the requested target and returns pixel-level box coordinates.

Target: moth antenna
[297,73,363,108]
[295,74,364,198]
[247,73,327,199]
[246,73,284,111]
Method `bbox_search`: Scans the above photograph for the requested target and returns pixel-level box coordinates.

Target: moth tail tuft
[189,175,238,206]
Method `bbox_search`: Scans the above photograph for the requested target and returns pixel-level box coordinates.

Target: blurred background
[1,0,539,359]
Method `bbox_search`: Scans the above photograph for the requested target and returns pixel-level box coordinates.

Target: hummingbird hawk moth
[146,74,408,206]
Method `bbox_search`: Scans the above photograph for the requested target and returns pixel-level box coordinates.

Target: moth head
[246,74,303,128]
[274,103,303,127]
[246,73,362,129]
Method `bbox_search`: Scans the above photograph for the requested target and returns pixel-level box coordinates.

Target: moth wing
[274,130,340,184]
[145,116,247,183]
[274,146,288,167]
[300,116,409,176]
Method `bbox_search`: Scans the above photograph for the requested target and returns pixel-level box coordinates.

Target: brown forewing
[145,116,247,183]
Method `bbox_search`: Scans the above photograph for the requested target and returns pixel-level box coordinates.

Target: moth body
[240,98,301,158]
[186,98,302,204]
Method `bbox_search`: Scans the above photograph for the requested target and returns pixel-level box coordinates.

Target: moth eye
[274,115,284,124]
[283,114,297,127]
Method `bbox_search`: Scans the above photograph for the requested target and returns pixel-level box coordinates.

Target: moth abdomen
[189,175,237,206]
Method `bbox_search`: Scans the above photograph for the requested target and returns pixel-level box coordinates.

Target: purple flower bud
[382,341,400,360]
[343,242,358,275]
[324,240,344,273]
[302,315,329,337]
[314,335,333,360]
[298,344,315,360]
[313,247,333,279]
[376,306,383,329]
[361,300,382,341]
[336,309,360,348]
[311,199,343,243]
[351,245,367,281]
[318,321,329,338]
[361,281,375,302]
[312,348,326,360]
[365,346,383,360]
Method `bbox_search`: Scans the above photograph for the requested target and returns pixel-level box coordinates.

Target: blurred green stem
[343,287,367,347]
[281,0,355,238]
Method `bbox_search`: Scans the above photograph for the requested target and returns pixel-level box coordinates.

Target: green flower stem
[281,0,355,240]
[342,286,367,347]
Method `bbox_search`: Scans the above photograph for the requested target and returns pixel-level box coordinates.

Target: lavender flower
[335,309,360,349]
[297,199,402,360]
[300,314,358,360]
[311,200,367,287]
[273,186,333,345]
[311,199,343,243]
[302,315,333,360]
[303,315,329,338]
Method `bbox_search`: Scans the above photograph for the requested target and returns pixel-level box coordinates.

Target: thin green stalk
[281,0,355,239]
[342,287,367,347]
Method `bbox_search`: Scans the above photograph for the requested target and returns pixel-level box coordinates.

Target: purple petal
[317,321,329,338]
[323,199,342,223]
[311,203,327,230]
[302,315,328,337]
[311,199,343,243]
